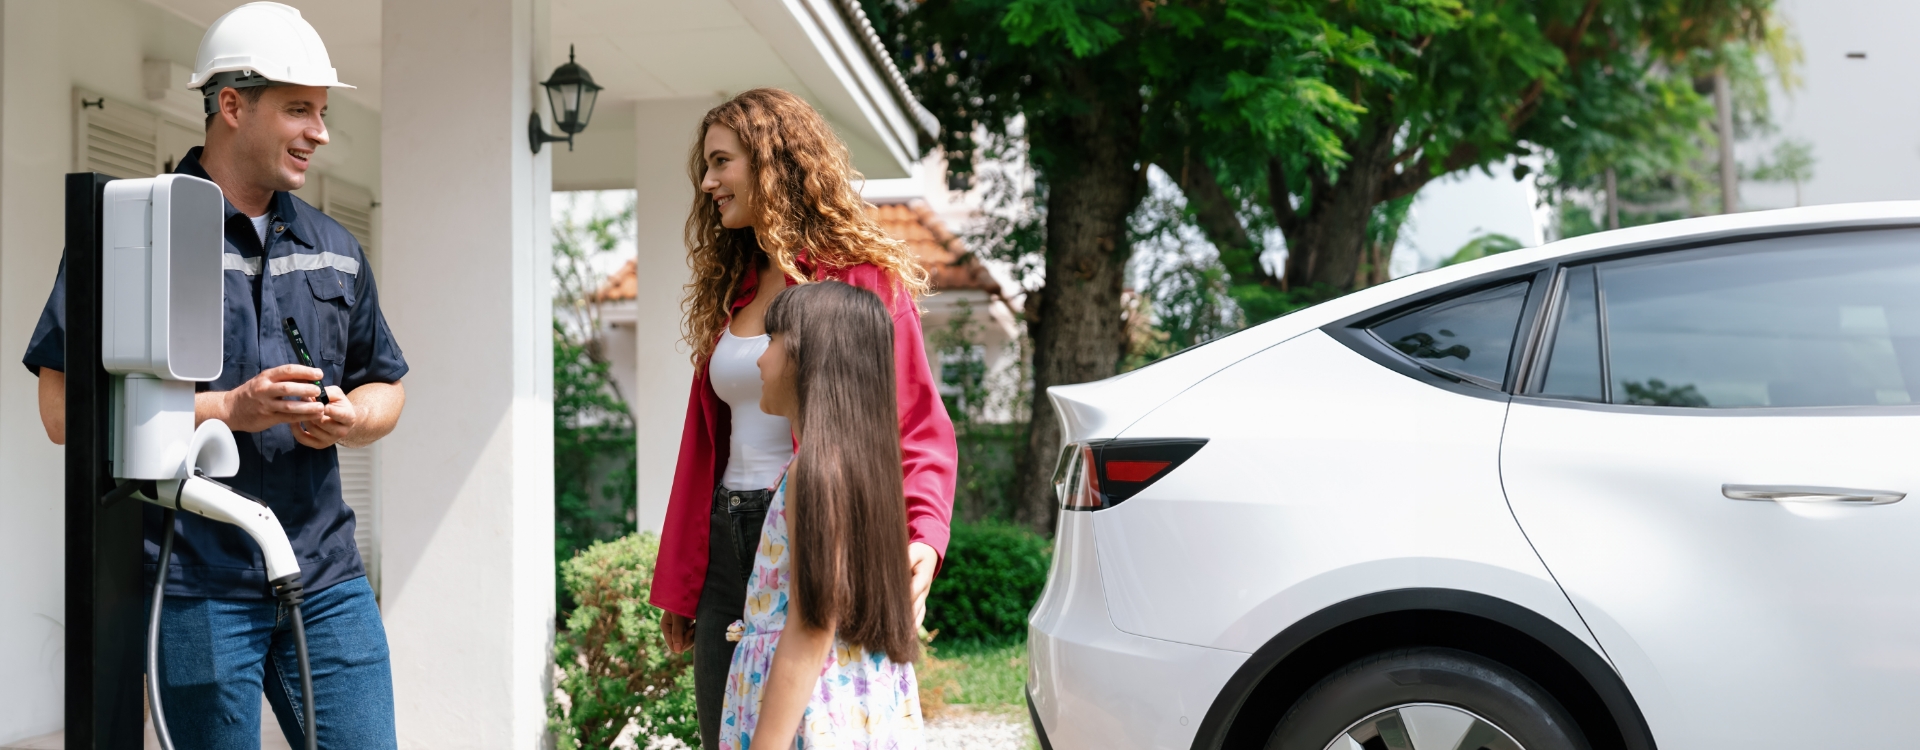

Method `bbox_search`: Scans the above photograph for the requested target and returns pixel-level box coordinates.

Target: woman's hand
[661,611,694,654]
[908,542,937,627]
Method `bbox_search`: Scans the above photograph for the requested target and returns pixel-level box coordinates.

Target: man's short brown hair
[204,85,270,129]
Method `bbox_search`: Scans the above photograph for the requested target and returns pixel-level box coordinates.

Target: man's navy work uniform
[25,147,406,749]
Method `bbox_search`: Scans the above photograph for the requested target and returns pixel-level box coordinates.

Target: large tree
[869,0,1771,534]
[1165,0,1772,320]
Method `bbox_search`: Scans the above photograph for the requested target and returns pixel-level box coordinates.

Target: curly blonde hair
[681,88,930,364]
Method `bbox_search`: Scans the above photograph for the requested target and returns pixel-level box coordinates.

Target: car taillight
[1055,438,1208,511]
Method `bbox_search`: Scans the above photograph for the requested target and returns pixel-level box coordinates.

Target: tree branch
[1160,154,1279,287]
[1376,142,1484,203]
[1505,0,1603,132]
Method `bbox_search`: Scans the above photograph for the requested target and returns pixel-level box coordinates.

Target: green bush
[925,521,1052,646]
[550,532,698,749]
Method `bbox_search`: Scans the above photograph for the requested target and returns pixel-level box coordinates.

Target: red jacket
[648,260,959,618]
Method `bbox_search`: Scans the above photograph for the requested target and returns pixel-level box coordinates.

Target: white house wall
[0,0,276,742]
[1740,0,1920,209]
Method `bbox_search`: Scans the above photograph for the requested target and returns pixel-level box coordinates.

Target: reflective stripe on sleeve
[267,251,361,277]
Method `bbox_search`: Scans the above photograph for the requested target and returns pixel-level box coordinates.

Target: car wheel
[1265,647,1590,750]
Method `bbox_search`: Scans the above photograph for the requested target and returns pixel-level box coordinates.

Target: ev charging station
[64,172,315,749]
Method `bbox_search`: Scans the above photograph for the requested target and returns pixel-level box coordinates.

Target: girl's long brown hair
[682,87,930,364]
[766,281,918,664]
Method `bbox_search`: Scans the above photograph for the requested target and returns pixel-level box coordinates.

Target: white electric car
[1025,202,1920,750]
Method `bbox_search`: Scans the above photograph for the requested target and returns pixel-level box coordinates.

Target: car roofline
[1047,201,1920,443]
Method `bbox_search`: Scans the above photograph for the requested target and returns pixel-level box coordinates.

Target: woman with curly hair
[644,87,957,747]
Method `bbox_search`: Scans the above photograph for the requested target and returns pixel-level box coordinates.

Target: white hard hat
[187,2,353,110]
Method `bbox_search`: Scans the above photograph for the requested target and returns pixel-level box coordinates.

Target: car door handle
[1722,484,1906,505]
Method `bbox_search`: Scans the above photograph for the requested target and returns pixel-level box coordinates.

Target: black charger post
[65,171,148,749]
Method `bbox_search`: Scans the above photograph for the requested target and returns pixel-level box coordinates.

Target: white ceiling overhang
[143,0,937,178]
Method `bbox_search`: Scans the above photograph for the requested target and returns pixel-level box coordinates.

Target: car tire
[1265,647,1591,750]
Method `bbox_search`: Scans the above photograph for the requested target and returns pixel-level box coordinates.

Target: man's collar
[177,146,315,248]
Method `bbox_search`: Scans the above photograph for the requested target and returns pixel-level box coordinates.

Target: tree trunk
[1714,66,1738,214]
[1280,121,1395,290]
[1012,88,1143,537]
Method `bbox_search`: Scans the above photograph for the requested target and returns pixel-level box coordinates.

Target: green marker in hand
[283,317,330,406]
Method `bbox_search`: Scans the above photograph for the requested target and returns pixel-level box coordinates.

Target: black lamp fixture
[530,45,602,154]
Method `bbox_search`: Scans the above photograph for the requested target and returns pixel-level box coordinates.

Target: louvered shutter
[321,176,377,265]
[75,91,161,178]
[336,444,380,597]
[76,89,202,178]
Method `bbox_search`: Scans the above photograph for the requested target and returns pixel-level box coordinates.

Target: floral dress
[719,479,924,750]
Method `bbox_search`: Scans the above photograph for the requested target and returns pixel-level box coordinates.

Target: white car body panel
[1502,401,1920,749]
[1096,331,1600,654]
[1029,510,1247,750]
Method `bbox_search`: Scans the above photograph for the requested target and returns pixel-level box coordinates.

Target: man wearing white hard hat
[26,3,405,747]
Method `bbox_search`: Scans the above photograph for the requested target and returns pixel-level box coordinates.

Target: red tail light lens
[1056,438,1208,511]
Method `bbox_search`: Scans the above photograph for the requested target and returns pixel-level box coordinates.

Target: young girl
[720,280,923,749]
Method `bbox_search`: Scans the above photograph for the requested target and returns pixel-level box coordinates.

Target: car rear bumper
[1026,512,1248,750]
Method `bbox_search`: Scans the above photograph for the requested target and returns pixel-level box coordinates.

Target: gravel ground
[925,706,1038,750]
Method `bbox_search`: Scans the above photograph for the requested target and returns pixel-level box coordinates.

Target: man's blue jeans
[148,576,398,749]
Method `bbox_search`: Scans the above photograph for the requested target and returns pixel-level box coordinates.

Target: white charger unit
[102,174,225,480]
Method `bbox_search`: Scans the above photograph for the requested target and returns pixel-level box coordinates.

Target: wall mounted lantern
[530,45,602,154]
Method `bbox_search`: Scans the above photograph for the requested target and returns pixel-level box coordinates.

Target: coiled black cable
[273,574,319,750]
[144,479,318,750]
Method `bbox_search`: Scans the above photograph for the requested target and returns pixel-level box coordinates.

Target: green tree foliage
[1170,0,1773,315]
[553,195,638,599]
[925,522,1053,645]
[549,533,699,749]
[1746,137,1815,206]
[1544,22,1800,232]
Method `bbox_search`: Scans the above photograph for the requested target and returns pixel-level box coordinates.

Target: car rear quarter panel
[1098,330,1601,657]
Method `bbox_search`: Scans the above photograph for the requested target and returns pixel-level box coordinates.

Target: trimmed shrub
[925,521,1051,646]
[550,532,698,749]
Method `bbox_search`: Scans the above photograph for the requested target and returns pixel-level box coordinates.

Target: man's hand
[661,611,694,654]
[202,364,326,433]
[292,386,358,450]
[909,542,938,628]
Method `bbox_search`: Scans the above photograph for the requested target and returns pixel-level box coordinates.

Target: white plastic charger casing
[101,174,224,481]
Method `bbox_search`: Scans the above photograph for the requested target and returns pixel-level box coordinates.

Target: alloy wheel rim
[1322,703,1524,750]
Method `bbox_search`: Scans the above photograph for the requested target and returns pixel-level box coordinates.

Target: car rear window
[1367,281,1531,389]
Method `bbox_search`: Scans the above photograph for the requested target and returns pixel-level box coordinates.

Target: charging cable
[138,474,317,750]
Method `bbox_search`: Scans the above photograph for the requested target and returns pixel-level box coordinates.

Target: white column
[631,97,717,534]
[379,1,553,747]
[0,1,71,742]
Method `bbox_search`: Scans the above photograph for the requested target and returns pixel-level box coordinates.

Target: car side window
[1595,230,1920,408]
[1367,281,1531,389]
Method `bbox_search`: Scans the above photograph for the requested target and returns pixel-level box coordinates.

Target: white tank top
[710,330,795,490]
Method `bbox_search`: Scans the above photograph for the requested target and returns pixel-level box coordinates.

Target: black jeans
[693,484,774,750]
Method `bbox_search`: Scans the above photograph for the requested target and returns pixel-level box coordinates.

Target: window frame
[1323,266,1554,402]
[1326,225,1920,415]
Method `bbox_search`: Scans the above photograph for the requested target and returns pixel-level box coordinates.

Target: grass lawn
[928,639,1030,709]
[919,637,1041,748]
